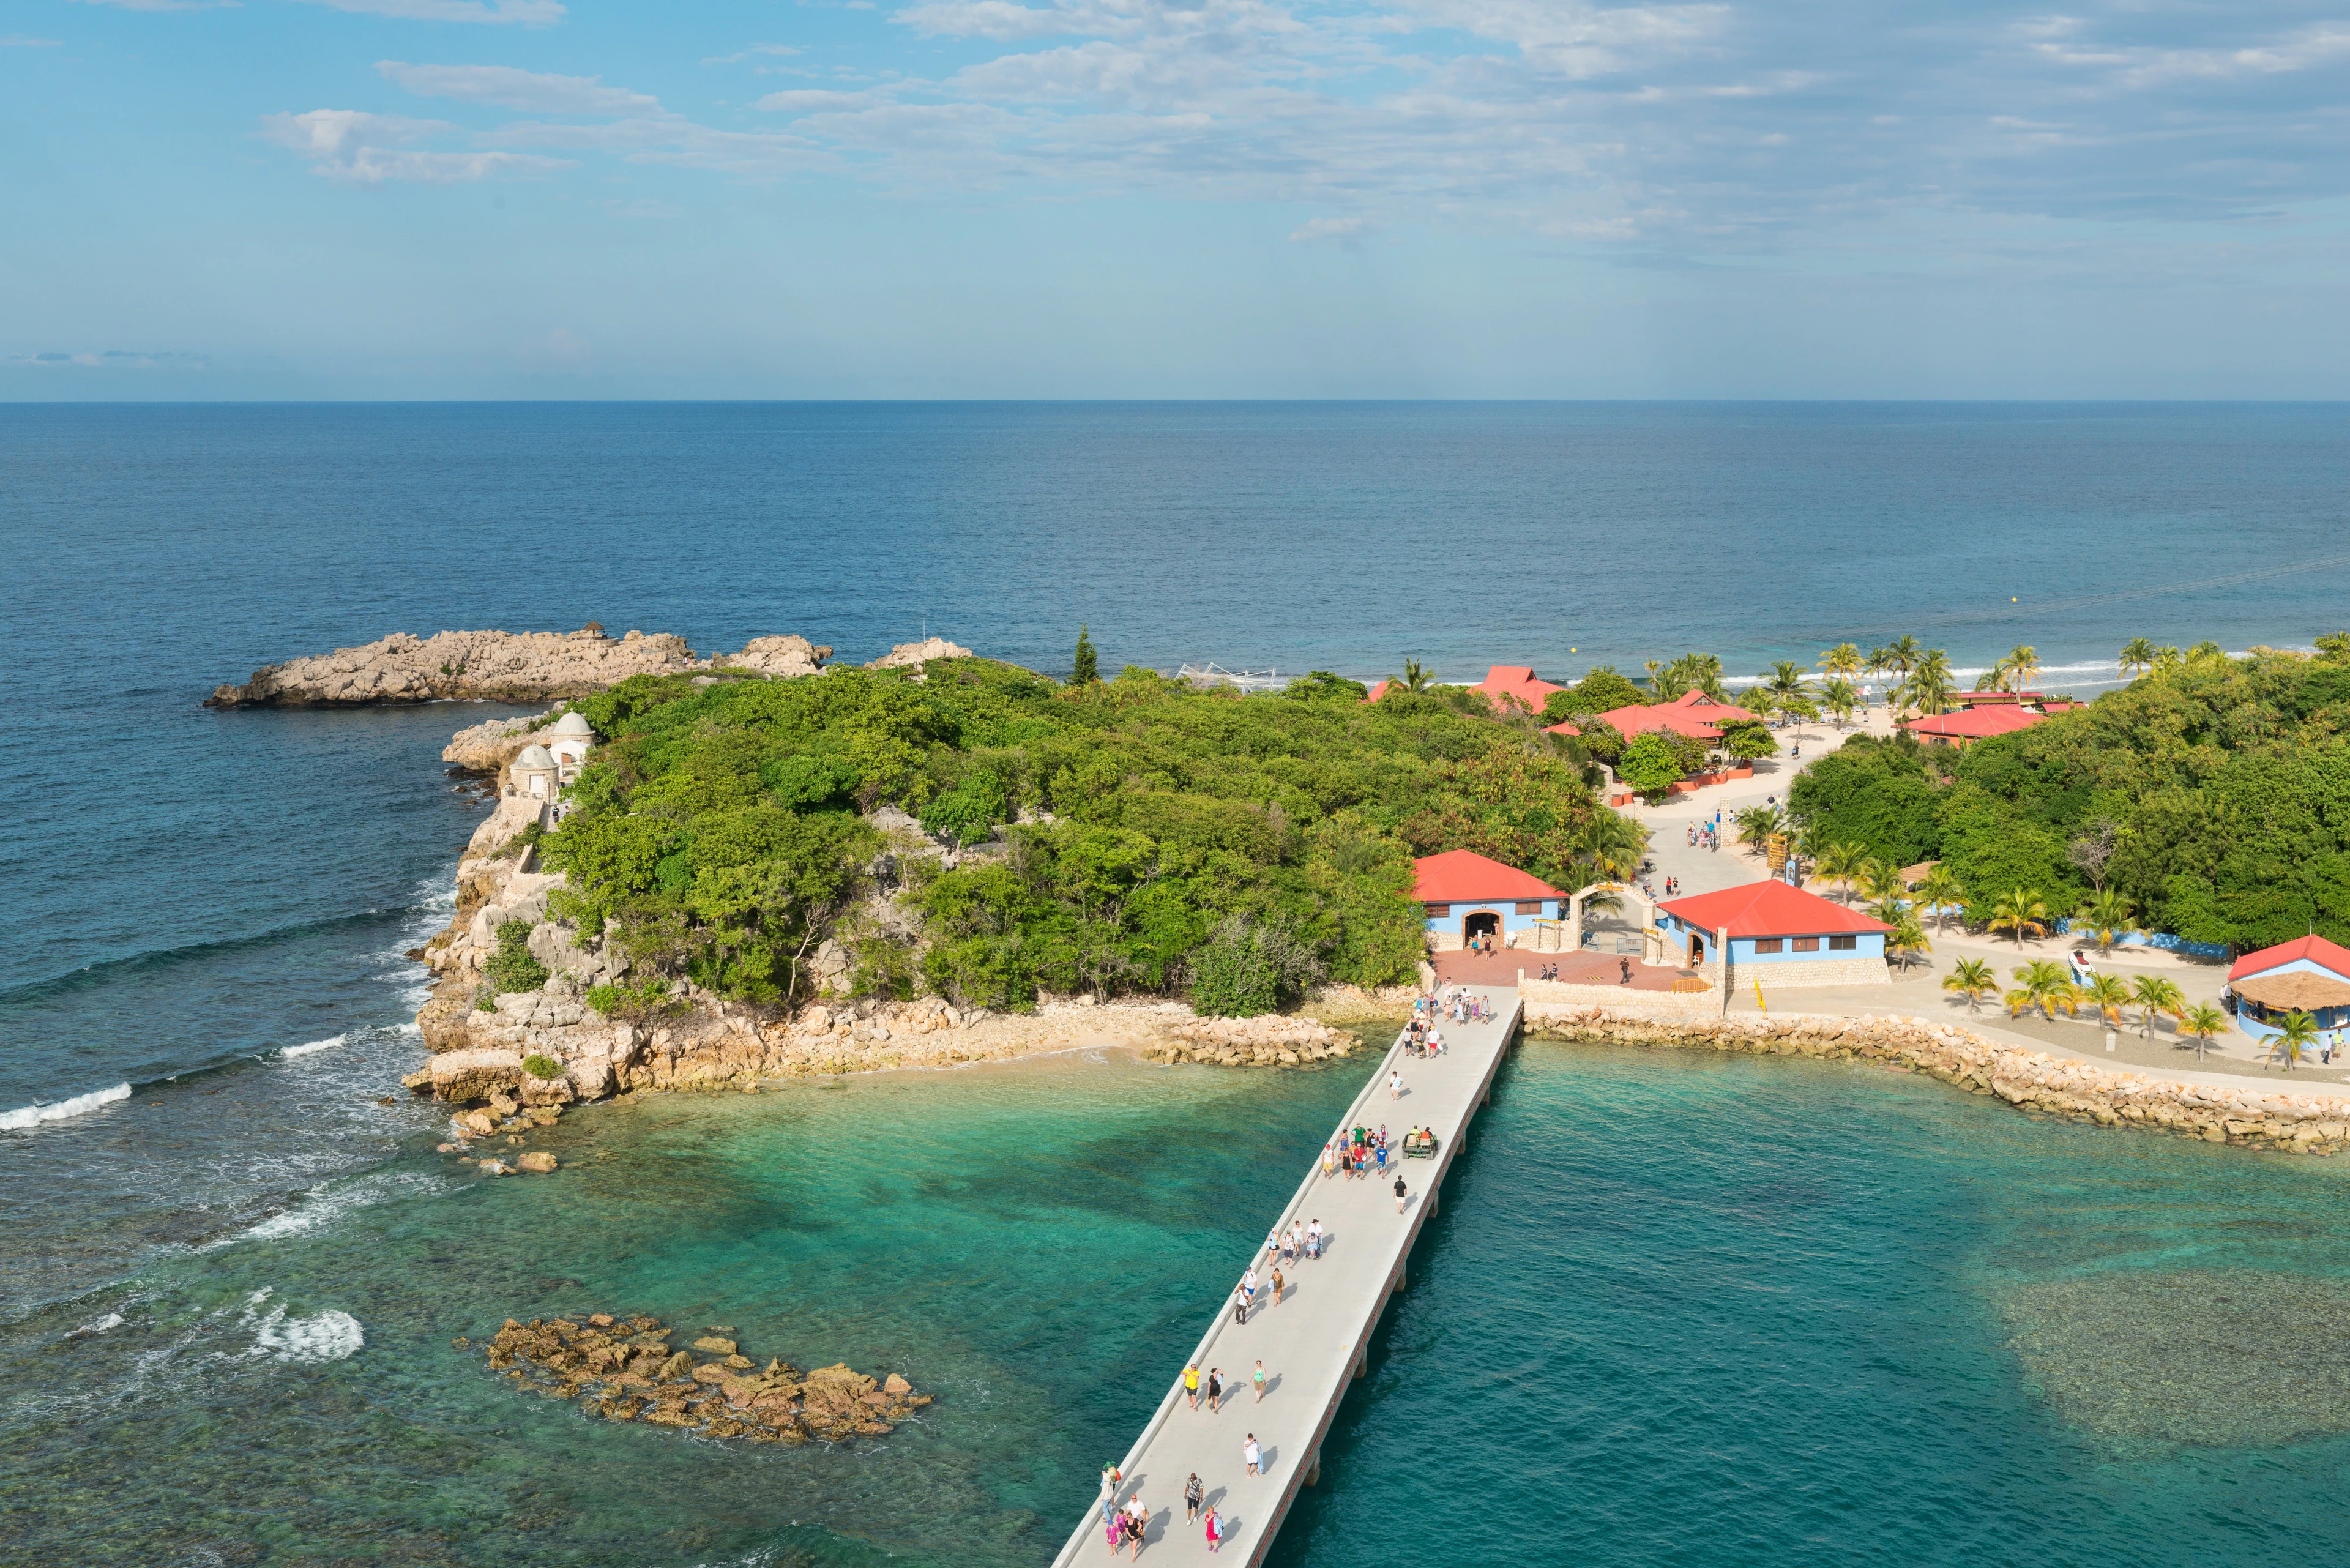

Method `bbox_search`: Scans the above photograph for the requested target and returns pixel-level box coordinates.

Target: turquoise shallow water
[8,1040,2350,1563]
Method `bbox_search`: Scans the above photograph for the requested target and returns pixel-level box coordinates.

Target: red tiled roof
[1591,703,1722,741]
[1410,849,1564,903]
[2228,933,2350,984]
[1900,706,2048,739]
[1656,879,1892,938]
[1663,690,1760,723]
[1363,679,1395,704]
[1543,720,1581,737]
[1474,665,1564,714]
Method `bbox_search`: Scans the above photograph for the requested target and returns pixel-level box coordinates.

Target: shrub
[522,1054,564,1080]
[1189,916,1322,1017]
[484,918,550,994]
[474,985,496,1012]
[1616,733,1685,796]
[585,977,679,1021]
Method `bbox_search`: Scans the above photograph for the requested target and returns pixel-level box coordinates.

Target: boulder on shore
[207,628,695,707]
[428,1048,527,1102]
[866,637,973,670]
[722,635,832,679]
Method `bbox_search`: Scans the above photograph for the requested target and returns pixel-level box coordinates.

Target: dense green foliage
[521,1053,564,1080]
[540,659,1621,1012]
[1617,733,1685,795]
[1545,666,1644,719]
[484,917,550,994]
[1788,649,2350,950]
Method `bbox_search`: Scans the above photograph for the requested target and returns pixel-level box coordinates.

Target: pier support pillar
[1352,1349,1367,1381]
[1305,1450,1321,1487]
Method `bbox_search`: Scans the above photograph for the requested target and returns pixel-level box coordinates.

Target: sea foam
[239,1289,365,1363]
[280,1034,347,1059]
[0,1081,131,1131]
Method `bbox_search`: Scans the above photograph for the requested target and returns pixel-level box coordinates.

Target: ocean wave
[0,1081,131,1132]
[0,906,432,1006]
[208,1171,446,1250]
[67,1312,125,1338]
[280,1034,347,1060]
[237,1288,365,1363]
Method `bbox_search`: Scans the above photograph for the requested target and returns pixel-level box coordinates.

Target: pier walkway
[1050,986,1524,1566]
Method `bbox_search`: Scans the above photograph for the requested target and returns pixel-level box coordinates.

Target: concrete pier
[1051,986,1523,1566]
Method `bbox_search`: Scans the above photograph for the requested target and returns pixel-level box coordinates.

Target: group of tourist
[1325,1124,1392,1181]
[1463,929,1501,955]
[1102,1465,1238,1556]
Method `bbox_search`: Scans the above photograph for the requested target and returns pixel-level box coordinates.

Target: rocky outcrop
[476,1313,929,1443]
[1141,1014,1363,1068]
[865,637,972,670]
[721,635,832,679]
[1539,1007,2350,1156]
[207,627,697,707]
[442,709,558,774]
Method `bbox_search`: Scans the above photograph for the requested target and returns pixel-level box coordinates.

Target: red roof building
[1544,720,1582,738]
[1410,849,1564,904]
[1657,880,1890,939]
[1652,879,1891,977]
[2228,934,2350,984]
[1588,690,1759,742]
[1363,679,1395,704]
[1899,706,2048,747]
[1473,665,1565,714]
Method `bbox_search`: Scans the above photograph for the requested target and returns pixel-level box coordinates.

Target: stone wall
[1533,1006,2350,1156]
[1730,955,1890,990]
[1522,979,1720,1024]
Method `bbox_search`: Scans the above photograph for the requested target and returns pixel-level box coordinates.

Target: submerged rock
[482,1313,928,1444]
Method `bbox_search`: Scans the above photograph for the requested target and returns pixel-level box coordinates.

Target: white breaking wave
[0,1081,131,1131]
[280,1034,347,1059]
[210,1171,446,1250]
[68,1312,125,1338]
[238,1288,365,1363]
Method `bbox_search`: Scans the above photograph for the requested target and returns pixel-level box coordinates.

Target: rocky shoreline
[1534,1007,2350,1155]
[206,626,834,707]
[471,1312,928,1443]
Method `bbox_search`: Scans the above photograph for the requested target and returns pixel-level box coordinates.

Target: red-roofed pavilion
[1411,849,1564,950]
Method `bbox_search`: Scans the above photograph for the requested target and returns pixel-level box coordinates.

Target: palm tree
[1887,914,1931,973]
[2269,1009,2319,1072]
[2180,1002,2228,1061]
[1761,660,1811,720]
[1819,643,1863,681]
[2004,985,2039,1019]
[1882,635,1922,682]
[1988,888,2050,947]
[1735,804,1788,851]
[1396,657,1434,693]
[2149,644,2183,675]
[1855,858,1902,906]
[2117,638,2159,681]
[2186,640,2227,666]
[1945,957,1996,1012]
[2070,890,2143,957]
[1902,648,1956,716]
[1915,865,1964,932]
[1813,841,1863,903]
[1819,676,1859,730]
[2015,959,2072,1020]
[2130,975,2184,1039]
[1994,644,2041,693]
[2082,972,2130,1028]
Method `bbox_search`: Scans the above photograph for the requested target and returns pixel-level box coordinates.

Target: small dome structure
[516,744,556,768]
[550,711,593,737]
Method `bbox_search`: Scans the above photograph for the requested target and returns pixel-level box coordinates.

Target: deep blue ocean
[4,402,2348,1564]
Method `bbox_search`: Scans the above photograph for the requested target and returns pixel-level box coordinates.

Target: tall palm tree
[2117,638,2159,681]
[2180,1002,2228,1061]
[1650,662,1692,701]
[1735,804,1788,851]
[1759,660,1811,723]
[2149,644,2184,675]
[1882,635,1922,682]
[2082,972,2131,1028]
[2071,890,2143,957]
[1887,914,1931,973]
[2130,975,2184,1039]
[1988,888,2050,947]
[1994,644,2041,693]
[1902,648,1956,715]
[1945,957,1996,1012]
[2015,959,2073,1020]
[1813,841,1863,903]
[1819,643,1863,681]
[1819,676,1859,730]
[1396,657,1434,693]
[2269,1009,2319,1072]
[1665,652,1728,701]
[2186,640,2227,666]
[1856,857,1902,906]
[1915,865,1964,932]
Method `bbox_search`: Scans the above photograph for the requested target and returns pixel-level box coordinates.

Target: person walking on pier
[1244,1434,1262,1477]
[1253,1359,1267,1402]
[1207,1368,1223,1413]
[1185,1474,1204,1526]
[1184,1362,1201,1410]
[1393,1173,1409,1213]
[1389,1067,1401,1100]
[1203,1504,1223,1553]
[1322,1141,1335,1180]
[1270,1266,1284,1307]
[1308,1217,1323,1258]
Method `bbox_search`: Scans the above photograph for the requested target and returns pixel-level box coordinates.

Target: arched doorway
[1464,911,1500,944]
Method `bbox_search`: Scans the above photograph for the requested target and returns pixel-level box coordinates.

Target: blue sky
[4,0,2348,397]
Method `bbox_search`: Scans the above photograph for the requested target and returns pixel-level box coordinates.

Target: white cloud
[704,43,807,64]
[260,109,573,181]
[1289,214,1365,242]
[376,61,662,115]
[288,0,565,23]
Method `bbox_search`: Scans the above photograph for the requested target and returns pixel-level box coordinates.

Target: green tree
[2180,1002,2228,1061]
[1072,625,1099,685]
[1988,888,2050,947]
[1723,724,1778,762]
[1188,916,1322,1017]
[1819,643,1863,680]
[1915,864,1964,931]
[2070,889,2143,957]
[1994,644,2042,693]
[2269,1009,2318,1072]
[2117,638,2160,681]
[1882,635,1922,683]
[1944,957,1996,1012]
[1818,677,1860,730]
[484,919,551,994]
[1564,666,1644,714]
[1886,913,1931,973]
[2013,958,2073,1020]
[1759,660,1813,719]
[1393,657,1434,694]
[2081,972,2130,1026]
[1284,670,1369,702]
[2130,974,2184,1039]
[1813,841,1863,903]
[1616,733,1685,796]
[1901,648,1956,715]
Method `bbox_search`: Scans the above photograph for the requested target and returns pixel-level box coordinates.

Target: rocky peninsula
[205,626,834,707]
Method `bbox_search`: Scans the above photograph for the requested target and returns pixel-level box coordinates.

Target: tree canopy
[541,658,1622,1012]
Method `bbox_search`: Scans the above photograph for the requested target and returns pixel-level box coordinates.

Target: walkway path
[1050,987,1524,1566]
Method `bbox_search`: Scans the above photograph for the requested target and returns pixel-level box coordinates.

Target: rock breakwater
[474,1313,928,1443]
[1537,1007,2350,1155]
